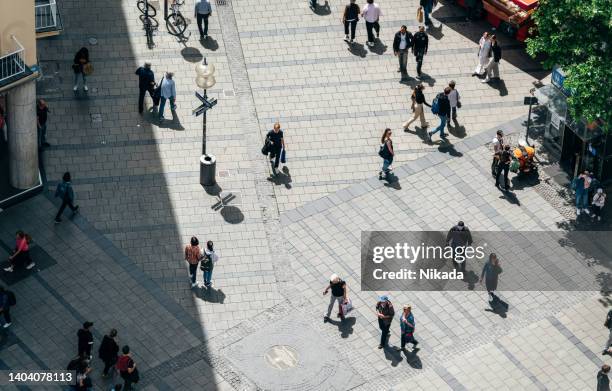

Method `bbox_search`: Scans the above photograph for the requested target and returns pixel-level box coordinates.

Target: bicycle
[166,0,187,36]
[137,0,156,17]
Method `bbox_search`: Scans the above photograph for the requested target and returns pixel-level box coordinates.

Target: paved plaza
[0,0,610,390]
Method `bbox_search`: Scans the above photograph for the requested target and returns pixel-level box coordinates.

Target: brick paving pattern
[0,0,609,390]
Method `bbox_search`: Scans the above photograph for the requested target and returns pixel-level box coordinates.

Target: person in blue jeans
[428,87,451,142]
[420,0,433,25]
[158,72,176,120]
[201,241,218,288]
[573,171,591,216]
[378,128,394,180]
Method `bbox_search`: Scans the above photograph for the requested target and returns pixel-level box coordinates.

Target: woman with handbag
[378,128,394,180]
[73,47,90,92]
[403,83,430,131]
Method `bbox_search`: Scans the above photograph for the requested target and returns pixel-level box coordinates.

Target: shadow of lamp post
[194,58,218,186]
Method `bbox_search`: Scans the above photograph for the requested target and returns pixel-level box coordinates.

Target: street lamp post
[194,58,218,186]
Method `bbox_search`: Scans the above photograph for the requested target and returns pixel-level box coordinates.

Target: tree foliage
[526,0,611,130]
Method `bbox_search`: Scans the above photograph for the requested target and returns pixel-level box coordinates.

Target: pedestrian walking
[393,25,413,77]
[77,321,94,360]
[72,47,90,92]
[99,329,119,378]
[482,35,502,83]
[412,26,429,77]
[480,253,502,296]
[201,240,218,288]
[75,362,93,391]
[592,188,606,221]
[396,305,419,351]
[598,365,611,391]
[603,310,612,355]
[342,0,360,43]
[4,230,34,272]
[378,128,394,180]
[158,72,176,120]
[116,345,139,391]
[135,62,156,114]
[572,170,591,215]
[446,221,472,274]
[495,145,512,191]
[54,172,79,223]
[37,99,50,148]
[194,0,212,40]
[403,83,430,131]
[323,274,348,322]
[420,0,434,26]
[427,87,450,142]
[376,295,395,348]
[265,122,286,175]
[447,81,460,124]
[361,0,382,47]
[491,129,504,176]
[185,236,202,288]
[0,287,15,328]
[472,32,491,77]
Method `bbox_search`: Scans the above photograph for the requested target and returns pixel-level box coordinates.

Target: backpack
[378,143,388,158]
[6,291,16,306]
[431,93,442,115]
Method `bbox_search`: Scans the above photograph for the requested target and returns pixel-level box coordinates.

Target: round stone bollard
[200,154,216,186]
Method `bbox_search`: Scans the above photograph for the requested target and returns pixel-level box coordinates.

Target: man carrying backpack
[412,26,429,77]
[0,286,15,328]
[427,87,451,142]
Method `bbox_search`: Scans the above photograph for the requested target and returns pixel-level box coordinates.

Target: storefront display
[454,0,537,42]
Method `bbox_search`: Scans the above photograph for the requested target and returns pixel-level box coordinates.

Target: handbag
[457,101,462,108]
[280,149,286,164]
[261,136,272,155]
[341,298,353,315]
[83,63,94,76]
[152,79,163,106]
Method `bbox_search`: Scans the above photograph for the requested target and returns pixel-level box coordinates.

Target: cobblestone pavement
[0,0,609,390]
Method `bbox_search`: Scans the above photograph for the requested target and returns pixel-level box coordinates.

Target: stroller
[510,140,537,175]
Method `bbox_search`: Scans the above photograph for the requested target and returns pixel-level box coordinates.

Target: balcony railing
[35,0,60,32]
[0,36,26,85]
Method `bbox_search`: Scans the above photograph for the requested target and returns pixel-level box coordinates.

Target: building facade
[0,0,62,208]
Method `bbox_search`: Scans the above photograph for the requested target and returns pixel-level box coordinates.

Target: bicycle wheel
[166,13,187,36]
[140,14,159,29]
[137,0,156,17]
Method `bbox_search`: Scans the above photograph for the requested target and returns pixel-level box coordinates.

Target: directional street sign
[193,92,218,116]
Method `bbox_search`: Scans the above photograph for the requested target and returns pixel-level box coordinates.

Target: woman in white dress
[473,32,491,76]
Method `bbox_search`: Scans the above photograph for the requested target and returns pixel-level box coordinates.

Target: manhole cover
[264,345,298,370]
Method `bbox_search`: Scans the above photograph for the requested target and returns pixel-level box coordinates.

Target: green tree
[526,0,611,131]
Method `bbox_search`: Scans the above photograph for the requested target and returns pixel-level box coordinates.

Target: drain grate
[90,113,102,123]
[216,0,229,5]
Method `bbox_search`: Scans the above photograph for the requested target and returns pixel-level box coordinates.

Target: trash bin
[200,154,216,186]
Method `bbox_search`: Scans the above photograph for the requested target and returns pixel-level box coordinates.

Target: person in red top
[4,231,34,272]
[116,345,139,391]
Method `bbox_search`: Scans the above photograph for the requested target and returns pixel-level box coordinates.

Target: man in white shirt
[361,0,382,47]
[194,0,212,39]
[159,72,177,120]
[393,26,413,76]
